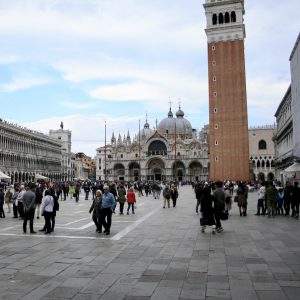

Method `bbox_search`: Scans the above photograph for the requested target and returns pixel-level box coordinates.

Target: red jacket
[127,191,136,203]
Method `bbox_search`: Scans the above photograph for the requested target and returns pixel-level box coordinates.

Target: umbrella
[285,162,300,173]
[35,174,49,180]
[0,170,10,180]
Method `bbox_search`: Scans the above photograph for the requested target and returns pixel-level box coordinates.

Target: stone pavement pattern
[0,186,300,300]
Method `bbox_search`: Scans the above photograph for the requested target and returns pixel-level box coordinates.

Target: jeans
[196,199,200,213]
[92,214,102,232]
[119,203,124,214]
[23,208,35,232]
[101,208,112,232]
[43,211,52,233]
[214,210,222,229]
[267,200,276,216]
[127,203,135,213]
[257,198,265,215]
[163,198,170,208]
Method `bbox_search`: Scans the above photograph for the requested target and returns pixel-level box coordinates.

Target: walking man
[101,185,116,235]
[23,183,37,234]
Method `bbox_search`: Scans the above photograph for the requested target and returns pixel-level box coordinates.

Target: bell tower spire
[204,0,250,181]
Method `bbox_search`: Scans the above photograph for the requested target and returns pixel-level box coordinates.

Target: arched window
[225,12,230,23]
[262,161,265,168]
[266,161,270,168]
[231,11,236,22]
[212,14,217,25]
[257,160,261,168]
[219,13,224,24]
[258,140,267,150]
[148,140,167,156]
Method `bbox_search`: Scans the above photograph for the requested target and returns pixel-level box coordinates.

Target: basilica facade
[96,107,209,182]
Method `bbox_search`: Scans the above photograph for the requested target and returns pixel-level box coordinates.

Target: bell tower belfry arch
[203,0,250,181]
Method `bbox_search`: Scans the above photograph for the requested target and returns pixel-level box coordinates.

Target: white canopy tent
[0,170,11,180]
[284,162,300,173]
[35,174,49,180]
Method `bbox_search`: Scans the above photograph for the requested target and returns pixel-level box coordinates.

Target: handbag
[234,195,238,203]
[73,193,77,197]
[225,196,231,204]
[200,217,205,226]
[220,211,229,220]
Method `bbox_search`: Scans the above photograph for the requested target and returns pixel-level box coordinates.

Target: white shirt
[41,195,54,213]
[258,186,266,200]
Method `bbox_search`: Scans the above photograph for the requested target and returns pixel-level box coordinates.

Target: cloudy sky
[0,0,299,156]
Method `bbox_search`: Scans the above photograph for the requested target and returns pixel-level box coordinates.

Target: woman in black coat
[50,188,59,232]
[200,186,216,234]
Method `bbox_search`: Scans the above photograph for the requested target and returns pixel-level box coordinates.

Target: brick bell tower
[204,0,250,182]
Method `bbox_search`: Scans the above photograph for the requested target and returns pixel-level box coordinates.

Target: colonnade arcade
[110,159,208,182]
[0,121,62,183]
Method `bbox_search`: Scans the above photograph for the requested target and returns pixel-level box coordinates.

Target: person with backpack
[200,185,216,234]
[162,184,171,208]
[224,185,232,213]
[170,184,179,208]
[117,184,126,215]
[276,187,284,215]
[213,181,226,233]
[39,190,54,234]
[35,183,44,219]
[194,182,203,214]
[127,187,136,215]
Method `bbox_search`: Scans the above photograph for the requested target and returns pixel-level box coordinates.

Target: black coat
[200,194,216,226]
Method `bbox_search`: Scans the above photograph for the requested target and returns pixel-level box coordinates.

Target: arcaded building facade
[249,126,276,181]
[204,0,250,181]
[290,33,300,160]
[96,108,209,182]
[0,119,62,183]
[274,86,294,183]
[49,122,74,181]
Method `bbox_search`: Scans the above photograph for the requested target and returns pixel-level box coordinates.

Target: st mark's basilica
[96,106,209,182]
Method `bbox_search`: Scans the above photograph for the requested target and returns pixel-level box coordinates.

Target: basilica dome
[157,107,193,138]
[139,119,154,140]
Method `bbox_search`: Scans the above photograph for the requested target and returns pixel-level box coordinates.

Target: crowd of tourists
[255,181,300,218]
[0,180,179,235]
[193,179,300,234]
[0,179,299,237]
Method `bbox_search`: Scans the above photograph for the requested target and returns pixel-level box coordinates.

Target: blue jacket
[101,192,115,209]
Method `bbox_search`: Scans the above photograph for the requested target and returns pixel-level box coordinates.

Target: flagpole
[174,118,177,182]
[139,119,141,181]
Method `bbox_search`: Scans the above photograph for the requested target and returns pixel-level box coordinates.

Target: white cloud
[60,102,96,110]
[0,55,19,64]
[0,74,50,92]
[0,0,204,53]
[1,0,300,135]
[22,113,144,157]
[53,57,208,113]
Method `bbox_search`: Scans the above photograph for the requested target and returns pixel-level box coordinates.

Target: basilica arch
[128,161,140,181]
[113,163,125,180]
[189,161,204,182]
[147,140,167,157]
[172,161,186,181]
[146,158,165,181]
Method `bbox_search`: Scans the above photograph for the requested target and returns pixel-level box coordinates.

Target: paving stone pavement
[0,186,300,300]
